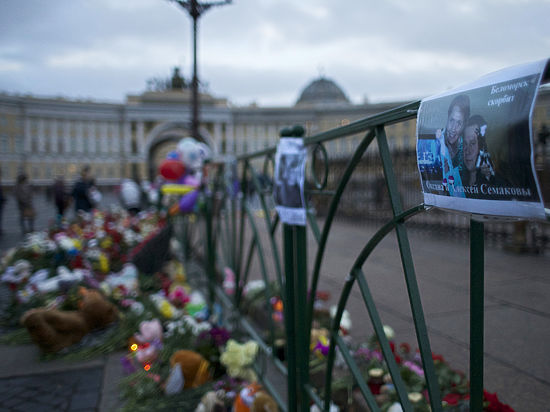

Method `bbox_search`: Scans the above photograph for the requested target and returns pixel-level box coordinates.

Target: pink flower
[168,285,190,308]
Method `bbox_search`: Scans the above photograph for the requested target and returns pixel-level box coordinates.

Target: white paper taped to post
[274,138,307,226]
[416,58,549,219]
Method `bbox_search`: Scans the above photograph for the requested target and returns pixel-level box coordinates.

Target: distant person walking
[14,173,34,234]
[119,178,141,215]
[71,165,93,213]
[53,176,70,221]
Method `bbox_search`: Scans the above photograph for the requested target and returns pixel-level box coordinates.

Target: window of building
[31,137,38,153]
[15,135,24,153]
[0,135,8,152]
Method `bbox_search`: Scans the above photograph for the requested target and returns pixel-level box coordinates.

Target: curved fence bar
[193,92,543,411]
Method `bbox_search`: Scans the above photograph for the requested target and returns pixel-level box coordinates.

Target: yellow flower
[98,253,109,273]
[100,237,113,249]
[72,239,82,251]
[160,300,175,318]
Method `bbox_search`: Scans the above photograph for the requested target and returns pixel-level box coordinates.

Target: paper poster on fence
[274,138,307,225]
[416,58,549,219]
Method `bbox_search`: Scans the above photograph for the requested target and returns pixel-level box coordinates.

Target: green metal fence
[192,100,522,411]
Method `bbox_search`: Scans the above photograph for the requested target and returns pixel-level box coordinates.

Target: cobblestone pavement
[0,188,123,412]
[0,367,103,412]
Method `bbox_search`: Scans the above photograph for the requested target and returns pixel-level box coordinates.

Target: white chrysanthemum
[383,325,395,340]
[243,279,265,296]
[182,315,211,336]
[329,305,352,333]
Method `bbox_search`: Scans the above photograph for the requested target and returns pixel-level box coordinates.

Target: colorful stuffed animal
[234,383,279,412]
[169,349,212,389]
[20,289,118,353]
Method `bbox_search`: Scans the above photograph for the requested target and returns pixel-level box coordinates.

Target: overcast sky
[0,0,549,107]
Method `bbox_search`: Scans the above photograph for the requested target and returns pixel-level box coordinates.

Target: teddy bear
[169,349,212,389]
[20,289,118,353]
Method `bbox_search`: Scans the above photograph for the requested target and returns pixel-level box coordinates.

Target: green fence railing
[190,99,539,412]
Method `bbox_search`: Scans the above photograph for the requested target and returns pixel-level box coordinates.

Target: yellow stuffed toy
[219,339,259,382]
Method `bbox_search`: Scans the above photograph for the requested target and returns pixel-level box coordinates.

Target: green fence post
[470,219,485,411]
[283,224,298,412]
[204,191,216,308]
[283,223,309,412]
[295,225,309,412]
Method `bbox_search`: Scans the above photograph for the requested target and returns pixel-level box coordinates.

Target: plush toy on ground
[234,383,279,412]
[169,349,212,389]
[20,289,118,353]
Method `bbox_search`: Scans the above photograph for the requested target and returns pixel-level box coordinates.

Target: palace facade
[0,77,548,188]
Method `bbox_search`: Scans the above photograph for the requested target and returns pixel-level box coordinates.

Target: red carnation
[442,393,461,406]
[432,354,445,363]
[399,342,411,354]
[367,381,382,395]
[484,390,515,412]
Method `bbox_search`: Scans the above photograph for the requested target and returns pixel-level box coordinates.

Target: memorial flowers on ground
[305,319,515,412]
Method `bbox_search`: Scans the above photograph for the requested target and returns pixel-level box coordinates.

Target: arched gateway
[145,121,214,181]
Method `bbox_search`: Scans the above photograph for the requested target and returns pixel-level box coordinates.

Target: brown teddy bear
[169,349,212,389]
[20,289,118,353]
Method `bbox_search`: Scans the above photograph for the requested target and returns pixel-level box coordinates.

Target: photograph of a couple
[416,60,547,218]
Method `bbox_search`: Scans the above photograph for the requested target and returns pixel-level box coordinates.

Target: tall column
[51,119,58,155]
[76,121,84,154]
[123,122,132,156]
[24,117,31,153]
[246,124,255,151]
[63,120,71,155]
[37,118,45,153]
[101,122,109,155]
[235,124,245,155]
[137,121,145,156]
[268,124,278,146]
[111,122,119,154]
[88,121,96,154]
[213,122,222,155]
[226,122,234,155]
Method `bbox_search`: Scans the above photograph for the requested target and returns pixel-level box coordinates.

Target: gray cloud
[0,0,548,106]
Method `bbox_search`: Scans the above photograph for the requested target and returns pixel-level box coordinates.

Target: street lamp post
[169,0,232,140]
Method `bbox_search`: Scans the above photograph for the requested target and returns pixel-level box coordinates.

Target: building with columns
[0,77,548,188]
